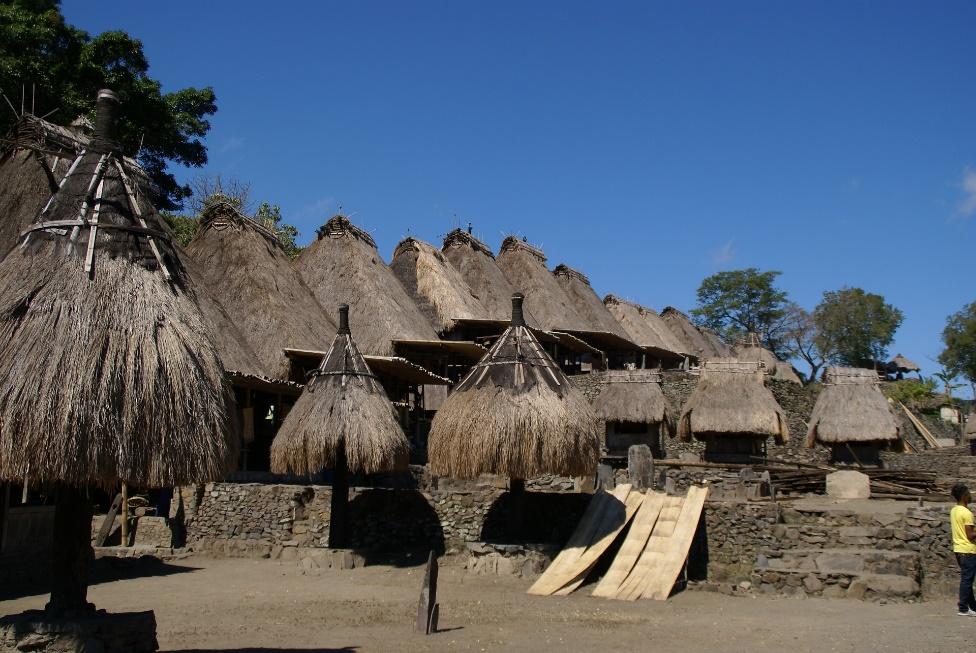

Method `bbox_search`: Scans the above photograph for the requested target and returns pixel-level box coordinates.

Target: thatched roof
[427,294,600,479]
[660,307,731,360]
[186,201,336,379]
[806,367,900,446]
[890,354,920,373]
[271,305,408,475]
[734,337,802,384]
[592,370,673,434]
[677,359,789,443]
[603,295,688,360]
[441,228,539,325]
[552,264,632,339]
[0,90,233,488]
[496,237,587,331]
[293,216,438,356]
[390,237,488,333]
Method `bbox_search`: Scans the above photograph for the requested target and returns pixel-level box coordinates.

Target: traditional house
[806,367,902,466]
[603,295,689,368]
[592,370,674,459]
[734,333,803,384]
[660,306,732,361]
[677,359,789,463]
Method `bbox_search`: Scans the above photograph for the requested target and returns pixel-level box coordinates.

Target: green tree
[691,268,790,351]
[161,212,198,248]
[254,202,302,259]
[939,301,976,394]
[0,0,216,209]
[813,287,903,367]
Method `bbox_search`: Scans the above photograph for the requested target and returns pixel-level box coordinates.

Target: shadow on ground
[167,648,358,653]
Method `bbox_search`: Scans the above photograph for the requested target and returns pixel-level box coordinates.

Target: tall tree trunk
[46,484,94,615]
[328,441,350,549]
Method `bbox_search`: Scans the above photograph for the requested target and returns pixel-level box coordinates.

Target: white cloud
[959,166,976,218]
[296,197,337,219]
[219,136,245,154]
[712,239,735,265]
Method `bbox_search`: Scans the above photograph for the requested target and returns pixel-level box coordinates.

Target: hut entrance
[829,442,884,467]
[606,422,665,459]
[702,435,765,464]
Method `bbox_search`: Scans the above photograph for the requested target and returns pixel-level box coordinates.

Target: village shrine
[0,93,974,652]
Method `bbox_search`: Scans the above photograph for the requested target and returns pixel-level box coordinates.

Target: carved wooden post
[415,551,439,634]
[627,445,653,490]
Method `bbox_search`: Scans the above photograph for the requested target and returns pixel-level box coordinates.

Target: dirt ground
[0,555,969,653]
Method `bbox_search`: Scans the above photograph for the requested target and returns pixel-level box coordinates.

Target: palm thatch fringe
[390,237,488,333]
[592,370,673,435]
[677,359,789,443]
[187,202,336,379]
[428,295,600,479]
[553,264,632,338]
[603,295,688,358]
[496,237,586,332]
[805,367,900,447]
[442,228,538,324]
[271,306,408,475]
[294,215,437,356]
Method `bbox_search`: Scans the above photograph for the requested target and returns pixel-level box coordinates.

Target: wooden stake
[415,551,439,634]
[120,482,129,547]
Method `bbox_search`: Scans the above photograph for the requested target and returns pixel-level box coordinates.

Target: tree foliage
[939,301,976,386]
[255,202,301,259]
[691,268,790,352]
[0,0,216,209]
[813,287,903,367]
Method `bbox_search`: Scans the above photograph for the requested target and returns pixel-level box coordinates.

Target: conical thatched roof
[186,201,336,379]
[603,295,688,360]
[0,90,233,488]
[428,294,600,479]
[660,307,731,359]
[441,228,539,325]
[552,264,632,338]
[890,354,920,373]
[806,367,900,446]
[592,370,673,435]
[390,237,488,333]
[734,336,802,384]
[677,359,789,443]
[496,237,586,331]
[271,305,408,475]
[293,216,437,356]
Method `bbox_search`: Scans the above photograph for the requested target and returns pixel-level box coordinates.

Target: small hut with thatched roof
[734,333,803,384]
[0,90,233,617]
[293,215,438,356]
[603,295,688,368]
[186,201,336,381]
[271,305,408,547]
[660,306,731,361]
[806,367,901,466]
[390,236,489,334]
[592,370,674,458]
[428,294,600,481]
[677,359,789,463]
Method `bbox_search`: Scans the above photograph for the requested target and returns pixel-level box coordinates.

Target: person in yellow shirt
[951,484,976,616]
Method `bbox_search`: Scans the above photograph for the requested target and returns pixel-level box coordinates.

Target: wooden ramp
[527,484,638,596]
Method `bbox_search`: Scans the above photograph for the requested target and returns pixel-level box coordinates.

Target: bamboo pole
[120,482,129,547]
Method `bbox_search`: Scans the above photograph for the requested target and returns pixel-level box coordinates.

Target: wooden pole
[328,440,350,549]
[120,482,129,547]
[0,482,9,553]
[47,484,94,615]
[509,478,525,541]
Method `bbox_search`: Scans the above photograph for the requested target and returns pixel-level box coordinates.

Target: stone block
[815,552,865,575]
[826,470,870,499]
[803,575,823,593]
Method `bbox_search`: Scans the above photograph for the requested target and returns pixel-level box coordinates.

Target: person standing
[951,484,976,616]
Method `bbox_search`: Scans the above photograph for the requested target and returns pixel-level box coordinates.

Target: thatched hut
[677,359,789,463]
[0,90,233,613]
[806,367,901,466]
[660,306,731,361]
[552,264,629,338]
[592,370,674,458]
[603,295,688,367]
[734,334,802,384]
[293,215,438,355]
[271,305,408,547]
[428,294,600,480]
[390,237,488,334]
[495,237,584,332]
[186,201,336,379]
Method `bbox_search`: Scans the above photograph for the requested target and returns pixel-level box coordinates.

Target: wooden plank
[642,485,709,600]
[592,492,666,598]
[554,489,645,595]
[527,485,630,596]
[899,403,941,448]
[94,493,122,547]
[613,496,684,601]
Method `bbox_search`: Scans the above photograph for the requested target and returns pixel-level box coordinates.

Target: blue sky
[64,1,976,389]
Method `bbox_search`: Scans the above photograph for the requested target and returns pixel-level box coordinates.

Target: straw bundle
[390,237,488,333]
[806,367,899,447]
[294,216,437,355]
[677,359,789,443]
[592,370,674,435]
[271,305,408,475]
[428,294,600,479]
[496,237,585,331]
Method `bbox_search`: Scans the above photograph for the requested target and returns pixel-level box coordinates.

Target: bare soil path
[0,556,966,652]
